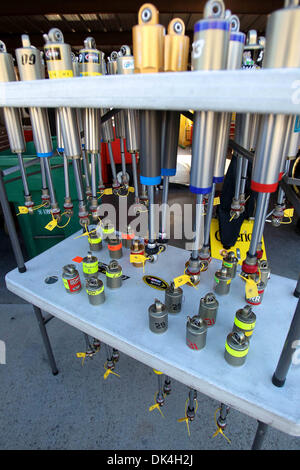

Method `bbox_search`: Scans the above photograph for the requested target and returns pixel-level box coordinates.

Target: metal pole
[148,185,155,244]
[17,153,30,196]
[43,158,57,205]
[40,158,47,190]
[107,142,117,182]
[294,275,300,298]
[160,176,169,237]
[120,139,127,178]
[131,153,139,201]
[97,152,104,187]
[0,170,26,273]
[272,297,300,387]
[251,421,268,450]
[239,158,249,195]
[3,157,41,177]
[248,192,270,257]
[192,194,204,259]
[33,305,58,375]
[63,154,70,198]
[72,159,85,204]
[203,183,215,247]
[234,156,243,200]
[91,153,97,198]
[82,148,91,191]
[256,193,271,246]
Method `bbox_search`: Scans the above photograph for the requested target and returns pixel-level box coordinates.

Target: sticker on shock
[142,275,169,291]
[79,52,101,64]
[44,47,62,61]
[98,262,130,280]
[192,39,205,59]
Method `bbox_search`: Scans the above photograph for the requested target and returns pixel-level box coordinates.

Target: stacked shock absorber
[158,18,189,245]
[117,46,140,204]
[186,0,231,284]
[43,28,89,227]
[242,1,300,281]
[78,37,104,222]
[199,14,246,266]
[132,3,164,259]
[0,41,34,213]
[16,35,60,222]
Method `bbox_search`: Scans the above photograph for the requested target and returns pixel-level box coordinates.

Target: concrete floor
[0,185,300,450]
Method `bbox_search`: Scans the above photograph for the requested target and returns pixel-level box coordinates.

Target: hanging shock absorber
[108,51,129,187]
[177,389,198,436]
[55,110,73,215]
[43,28,89,228]
[72,52,91,200]
[201,15,245,259]
[117,46,140,203]
[187,0,230,279]
[0,41,34,213]
[158,18,189,244]
[79,37,104,221]
[101,53,119,190]
[16,34,61,222]
[244,3,300,276]
[231,31,265,219]
[133,3,165,258]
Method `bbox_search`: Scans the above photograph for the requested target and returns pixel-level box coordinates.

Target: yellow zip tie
[76,352,86,367]
[229,214,235,222]
[32,202,47,211]
[103,362,120,380]
[149,393,165,418]
[183,267,198,290]
[280,217,292,225]
[57,216,71,229]
[212,408,231,444]
[177,398,198,437]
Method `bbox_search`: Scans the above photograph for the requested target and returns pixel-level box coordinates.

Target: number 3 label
[192,39,205,59]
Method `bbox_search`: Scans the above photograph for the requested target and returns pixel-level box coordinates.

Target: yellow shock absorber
[164,18,190,72]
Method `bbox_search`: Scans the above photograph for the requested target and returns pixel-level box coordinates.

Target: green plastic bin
[0,139,83,259]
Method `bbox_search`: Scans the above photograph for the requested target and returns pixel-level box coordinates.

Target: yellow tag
[103,188,113,195]
[128,187,135,193]
[149,403,164,417]
[103,368,120,380]
[284,208,294,218]
[76,352,86,366]
[18,206,29,214]
[245,279,259,299]
[45,219,58,231]
[210,218,267,265]
[213,197,220,206]
[80,72,102,76]
[48,70,73,79]
[130,254,147,264]
[173,274,190,288]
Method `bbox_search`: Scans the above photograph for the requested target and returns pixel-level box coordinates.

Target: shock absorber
[231,31,264,219]
[117,45,140,203]
[79,37,104,221]
[56,110,73,216]
[200,15,245,263]
[16,35,61,221]
[243,2,300,277]
[108,51,128,187]
[101,53,119,190]
[133,3,165,258]
[158,18,189,245]
[0,41,33,213]
[72,52,92,200]
[43,28,89,228]
[186,0,230,281]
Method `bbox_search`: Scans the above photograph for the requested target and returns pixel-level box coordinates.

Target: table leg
[33,305,58,376]
[251,421,268,450]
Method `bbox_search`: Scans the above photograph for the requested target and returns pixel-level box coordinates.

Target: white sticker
[192,39,205,59]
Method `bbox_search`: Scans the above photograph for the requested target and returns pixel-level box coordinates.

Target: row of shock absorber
[0,32,141,227]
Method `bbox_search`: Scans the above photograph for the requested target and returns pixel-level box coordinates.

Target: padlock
[233,305,256,338]
[130,240,145,267]
[222,251,238,278]
[86,277,105,305]
[121,225,135,249]
[214,267,231,295]
[108,236,123,260]
[106,260,123,289]
[62,264,82,294]
[82,252,98,279]
[88,230,102,252]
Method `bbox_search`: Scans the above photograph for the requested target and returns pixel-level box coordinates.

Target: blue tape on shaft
[57,148,64,153]
[230,32,246,44]
[140,175,161,186]
[37,152,53,157]
[161,168,176,176]
[190,185,212,194]
[213,176,224,183]
[194,20,230,33]
[294,116,300,133]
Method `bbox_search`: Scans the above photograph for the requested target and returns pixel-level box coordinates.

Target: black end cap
[272,373,285,388]
[18,266,27,273]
